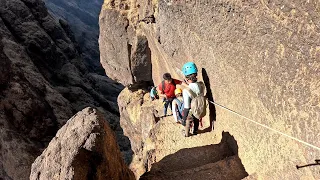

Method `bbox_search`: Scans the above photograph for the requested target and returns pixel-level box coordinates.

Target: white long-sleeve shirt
[183,82,205,109]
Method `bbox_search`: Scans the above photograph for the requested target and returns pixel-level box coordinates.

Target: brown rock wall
[99,0,153,85]
[151,1,320,178]
[117,87,158,177]
[99,9,133,84]
[100,0,320,178]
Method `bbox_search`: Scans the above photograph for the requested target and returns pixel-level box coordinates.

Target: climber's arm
[182,89,191,123]
[157,84,167,98]
[175,78,188,87]
[158,93,167,98]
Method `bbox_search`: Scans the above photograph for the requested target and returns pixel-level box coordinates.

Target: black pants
[163,98,174,116]
[185,114,199,134]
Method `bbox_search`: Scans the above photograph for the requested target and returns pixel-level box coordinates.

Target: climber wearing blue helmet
[181,62,206,137]
[182,62,198,76]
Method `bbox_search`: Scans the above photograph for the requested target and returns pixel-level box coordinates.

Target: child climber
[172,88,184,123]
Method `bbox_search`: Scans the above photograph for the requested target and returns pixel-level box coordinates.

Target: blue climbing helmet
[182,62,198,76]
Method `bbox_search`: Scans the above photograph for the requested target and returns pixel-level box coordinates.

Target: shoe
[182,129,190,137]
[192,131,198,136]
[185,132,190,137]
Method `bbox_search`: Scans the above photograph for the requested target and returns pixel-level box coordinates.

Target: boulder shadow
[140,131,248,180]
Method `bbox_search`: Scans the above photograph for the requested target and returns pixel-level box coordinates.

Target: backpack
[185,82,207,119]
[150,86,159,101]
[173,98,184,120]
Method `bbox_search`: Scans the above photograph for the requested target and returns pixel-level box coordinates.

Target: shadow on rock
[199,68,216,134]
[140,131,248,180]
[128,81,154,92]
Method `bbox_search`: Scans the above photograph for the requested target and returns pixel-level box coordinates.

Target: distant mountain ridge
[44,0,105,74]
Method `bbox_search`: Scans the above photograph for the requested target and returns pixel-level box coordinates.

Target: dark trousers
[185,115,199,134]
[163,98,173,116]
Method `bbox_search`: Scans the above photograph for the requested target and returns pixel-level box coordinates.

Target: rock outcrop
[30,107,135,180]
[99,1,153,85]
[0,0,128,179]
[100,0,320,179]
[44,0,105,74]
[117,87,159,177]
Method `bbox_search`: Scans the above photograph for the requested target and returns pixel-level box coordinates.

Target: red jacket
[158,79,182,98]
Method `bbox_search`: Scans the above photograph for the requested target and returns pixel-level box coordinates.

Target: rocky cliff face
[100,0,320,179]
[44,0,105,74]
[30,107,135,180]
[0,0,129,179]
[117,87,248,179]
[117,87,159,177]
[99,0,153,85]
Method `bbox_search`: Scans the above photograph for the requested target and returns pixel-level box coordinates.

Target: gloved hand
[162,97,167,105]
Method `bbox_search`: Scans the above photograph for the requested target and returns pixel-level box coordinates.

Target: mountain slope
[0,0,129,179]
[44,0,105,74]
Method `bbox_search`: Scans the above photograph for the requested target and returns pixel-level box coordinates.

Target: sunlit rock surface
[30,107,135,180]
[100,0,320,179]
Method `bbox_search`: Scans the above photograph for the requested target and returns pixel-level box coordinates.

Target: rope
[207,100,320,151]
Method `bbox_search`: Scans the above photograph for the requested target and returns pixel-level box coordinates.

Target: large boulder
[100,0,320,179]
[99,1,153,85]
[30,107,135,180]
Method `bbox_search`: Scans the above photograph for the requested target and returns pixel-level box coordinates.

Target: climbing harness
[207,100,320,151]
